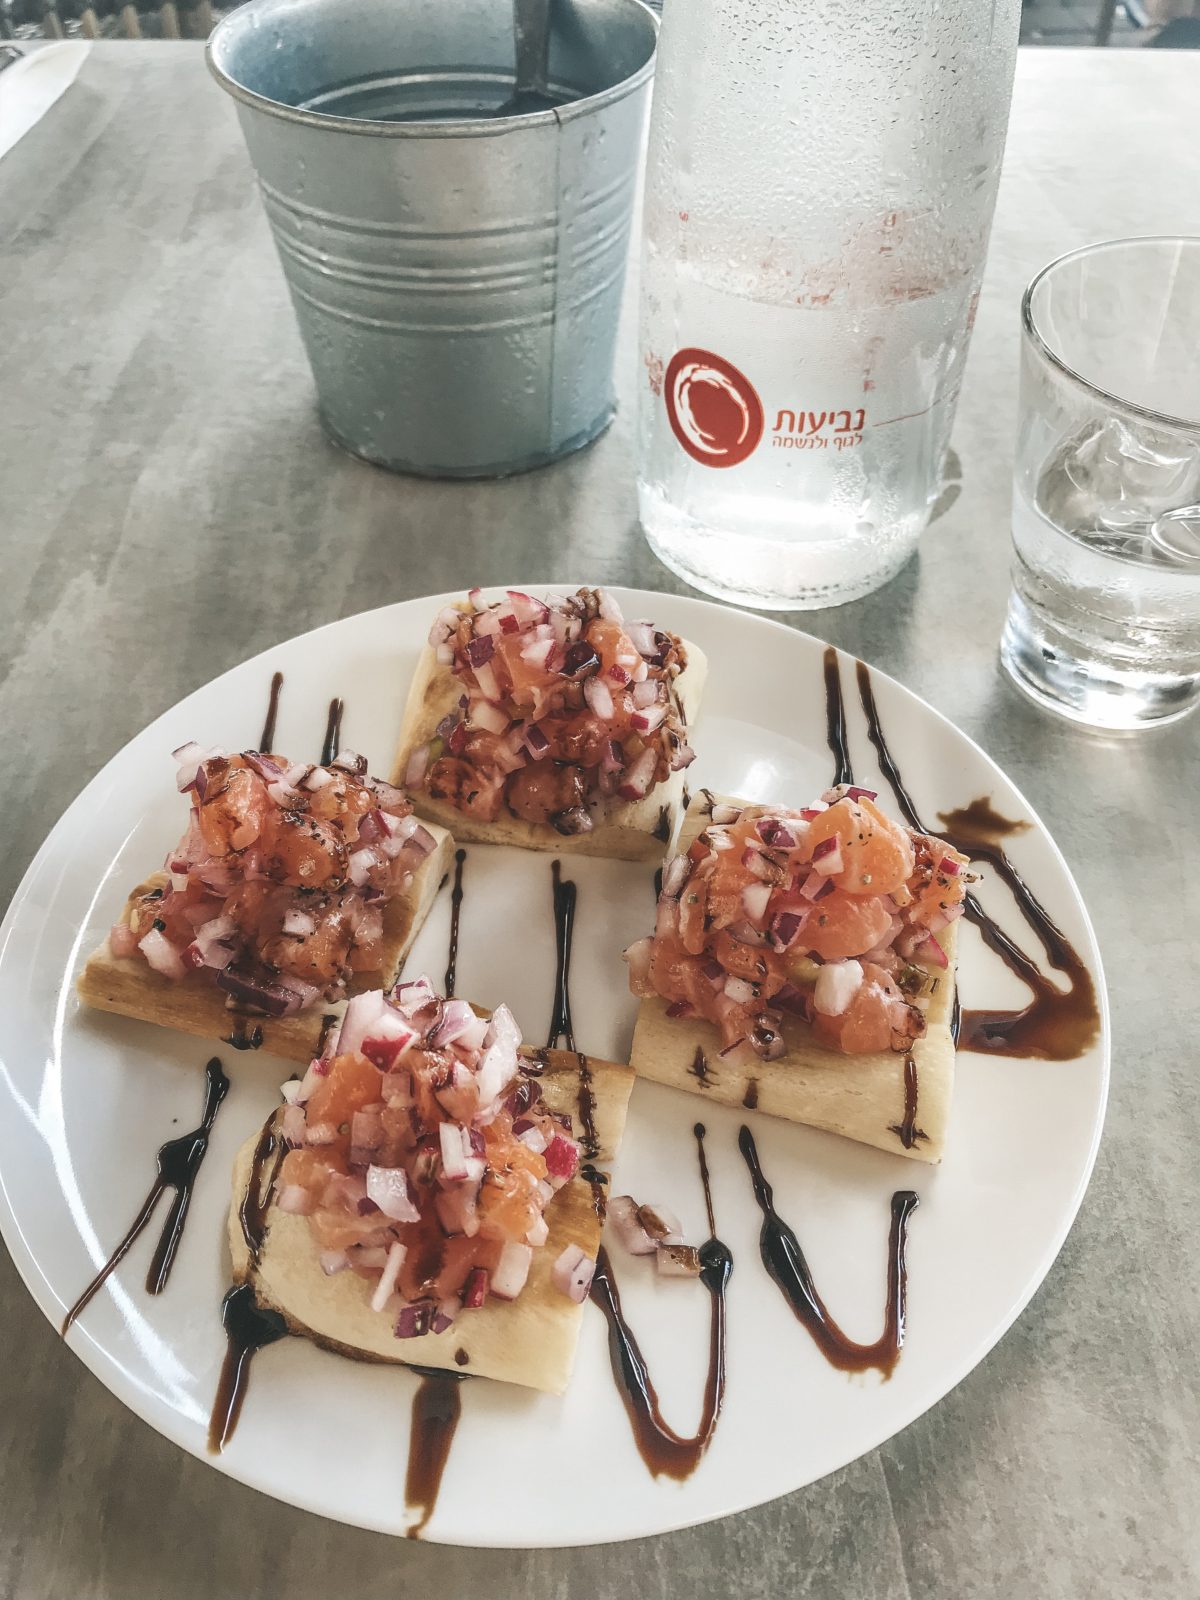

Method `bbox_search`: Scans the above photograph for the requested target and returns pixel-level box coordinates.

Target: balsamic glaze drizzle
[853,660,1100,1062]
[239,1112,285,1264]
[889,1056,928,1151]
[742,1078,759,1111]
[689,1047,712,1087]
[590,1125,732,1479]
[405,1369,465,1538]
[207,1284,288,1454]
[259,670,284,752]
[223,1017,263,1052]
[547,859,577,1053]
[62,1058,230,1335]
[738,1126,916,1376]
[822,646,854,787]
[444,849,467,998]
[320,697,344,767]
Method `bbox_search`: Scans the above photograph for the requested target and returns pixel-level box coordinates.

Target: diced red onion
[636,1204,683,1245]
[656,1244,702,1278]
[724,975,756,1005]
[526,1214,550,1248]
[366,1164,421,1223]
[552,1243,596,1303]
[394,1300,434,1339]
[435,1182,481,1238]
[282,908,316,938]
[813,959,864,1017]
[606,1196,657,1256]
[463,1268,489,1309]
[370,1241,407,1313]
[660,854,691,900]
[490,1240,533,1301]
[617,745,659,802]
[506,590,551,628]
[522,723,550,759]
[468,698,509,736]
[110,922,139,959]
[756,817,799,850]
[583,676,614,720]
[138,927,185,980]
[812,839,844,877]
[631,703,667,735]
[319,1250,350,1276]
[431,1301,458,1335]
[741,882,773,922]
[466,634,495,668]
[517,1123,549,1154]
[438,1120,470,1181]
[939,856,962,876]
[923,931,949,969]
[625,620,657,658]
[770,910,805,950]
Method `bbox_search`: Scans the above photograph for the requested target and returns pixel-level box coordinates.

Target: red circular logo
[663,348,764,468]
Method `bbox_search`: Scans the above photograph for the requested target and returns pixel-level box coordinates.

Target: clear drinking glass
[1002,237,1200,729]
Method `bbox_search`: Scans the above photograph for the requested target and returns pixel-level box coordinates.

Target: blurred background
[2,0,1199,48]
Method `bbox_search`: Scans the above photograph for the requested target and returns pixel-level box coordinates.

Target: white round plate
[0,587,1108,1546]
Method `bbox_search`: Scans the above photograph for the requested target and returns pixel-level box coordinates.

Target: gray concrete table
[1,40,1198,1600]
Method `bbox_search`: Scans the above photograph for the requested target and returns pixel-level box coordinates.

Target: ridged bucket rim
[206,0,658,138]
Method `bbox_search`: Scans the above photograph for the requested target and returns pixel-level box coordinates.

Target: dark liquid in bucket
[299,69,578,121]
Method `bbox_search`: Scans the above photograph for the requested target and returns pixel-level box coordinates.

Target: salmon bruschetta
[78,745,453,1058]
[626,787,968,1162]
[229,979,634,1392]
[394,588,706,861]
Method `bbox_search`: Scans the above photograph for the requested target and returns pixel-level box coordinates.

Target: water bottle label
[654,345,867,471]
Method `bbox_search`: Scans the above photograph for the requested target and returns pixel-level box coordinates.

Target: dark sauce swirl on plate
[62,1057,230,1335]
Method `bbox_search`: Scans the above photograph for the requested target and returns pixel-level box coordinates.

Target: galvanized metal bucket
[208,0,656,477]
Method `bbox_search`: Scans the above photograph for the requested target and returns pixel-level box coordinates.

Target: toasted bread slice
[228,1049,635,1394]
[628,792,958,1164]
[392,612,707,863]
[76,821,453,1059]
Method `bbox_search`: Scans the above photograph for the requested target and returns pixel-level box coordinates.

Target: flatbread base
[630,998,954,1164]
[392,613,707,862]
[628,790,959,1163]
[75,821,454,1063]
[228,1050,635,1394]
